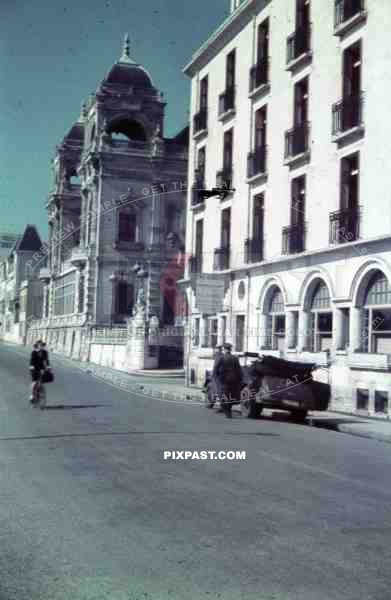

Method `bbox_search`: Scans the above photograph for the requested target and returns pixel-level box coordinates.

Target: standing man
[29,342,45,404]
[213,342,243,418]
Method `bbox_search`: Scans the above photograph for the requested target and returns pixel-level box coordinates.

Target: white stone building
[182,0,391,415]
[0,226,45,344]
[29,37,188,369]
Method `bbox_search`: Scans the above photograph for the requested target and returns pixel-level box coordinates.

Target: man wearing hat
[213,342,243,418]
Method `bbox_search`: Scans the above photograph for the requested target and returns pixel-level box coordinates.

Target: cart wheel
[240,386,262,419]
[291,409,308,423]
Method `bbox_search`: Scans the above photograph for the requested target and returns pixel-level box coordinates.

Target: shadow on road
[42,404,105,410]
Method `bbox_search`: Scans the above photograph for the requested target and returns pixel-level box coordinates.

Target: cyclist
[29,341,45,404]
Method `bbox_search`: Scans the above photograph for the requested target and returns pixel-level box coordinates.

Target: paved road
[1,342,391,600]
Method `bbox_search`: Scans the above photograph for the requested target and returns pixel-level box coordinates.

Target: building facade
[29,37,188,369]
[0,226,45,344]
[182,0,391,415]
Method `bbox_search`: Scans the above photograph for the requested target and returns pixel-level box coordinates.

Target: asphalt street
[1,342,391,600]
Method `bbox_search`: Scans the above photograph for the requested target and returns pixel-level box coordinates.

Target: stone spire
[119,33,135,64]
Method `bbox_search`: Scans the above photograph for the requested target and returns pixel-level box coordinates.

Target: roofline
[183,0,264,77]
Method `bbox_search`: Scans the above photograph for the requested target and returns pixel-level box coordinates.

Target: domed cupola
[103,34,154,90]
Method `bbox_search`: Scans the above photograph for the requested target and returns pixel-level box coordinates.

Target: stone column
[258,313,268,349]
[217,315,226,347]
[126,309,147,371]
[286,311,297,350]
[297,310,311,352]
[350,307,362,353]
[200,316,208,348]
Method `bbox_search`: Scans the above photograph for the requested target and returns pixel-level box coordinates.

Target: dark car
[240,354,331,422]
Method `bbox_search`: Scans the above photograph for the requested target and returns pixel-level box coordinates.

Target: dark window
[116,282,134,315]
[255,106,267,149]
[195,219,204,273]
[236,315,245,352]
[341,153,359,210]
[221,208,231,249]
[356,388,369,411]
[294,77,309,126]
[223,129,233,173]
[200,76,208,111]
[118,212,136,242]
[197,147,206,181]
[257,19,269,61]
[291,175,306,226]
[375,391,388,414]
[253,194,264,241]
[296,0,310,29]
[226,49,236,89]
[343,41,361,99]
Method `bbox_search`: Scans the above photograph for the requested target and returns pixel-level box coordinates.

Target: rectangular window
[375,391,388,414]
[221,207,231,249]
[193,317,200,347]
[253,194,264,242]
[197,147,206,182]
[208,318,218,349]
[343,41,361,99]
[254,106,267,149]
[195,219,204,273]
[226,49,236,89]
[291,175,306,226]
[236,315,245,352]
[340,153,359,210]
[200,75,208,111]
[257,19,269,61]
[223,128,234,173]
[118,212,136,242]
[356,388,369,411]
[294,77,309,126]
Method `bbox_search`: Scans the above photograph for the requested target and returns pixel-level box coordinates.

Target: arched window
[108,119,147,142]
[265,287,285,350]
[361,271,391,353]
[308,281,332,352]
[118,210,137,242]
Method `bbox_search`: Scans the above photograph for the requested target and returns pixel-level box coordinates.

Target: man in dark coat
[29,342,45,403]
[213,342,243,418]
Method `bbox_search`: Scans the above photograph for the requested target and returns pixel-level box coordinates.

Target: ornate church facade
[29,37,188,369]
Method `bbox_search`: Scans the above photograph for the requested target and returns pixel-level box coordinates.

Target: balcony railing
[284,123,310,160]
[191,172,205,207]
[247,146,267,178]
[216,168,233,191]
[244,238,263,264]
[335,0,365,28]
[218,86,235,116]
[282,223,306,254]
[213,246,230,271]
[286,26,311,64]
[249,59,269,92]
[329,207,360,244]
[193,109,208,135]
[332,93,364,136]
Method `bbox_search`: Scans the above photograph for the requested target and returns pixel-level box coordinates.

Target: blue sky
[0,0,229,237]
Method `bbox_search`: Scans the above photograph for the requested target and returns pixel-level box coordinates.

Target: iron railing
[287,25,311,64]
[282,222,306,254]
[332,93,364,135]
[218,86,235,116]
[193,109,208,134]
[284,123,310,159]
[335,0,365,28]
[244,238,263,264]
[247,146,267,178]
[213,246,230,271]
[329,207,360,244]
[249,59,269,92]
